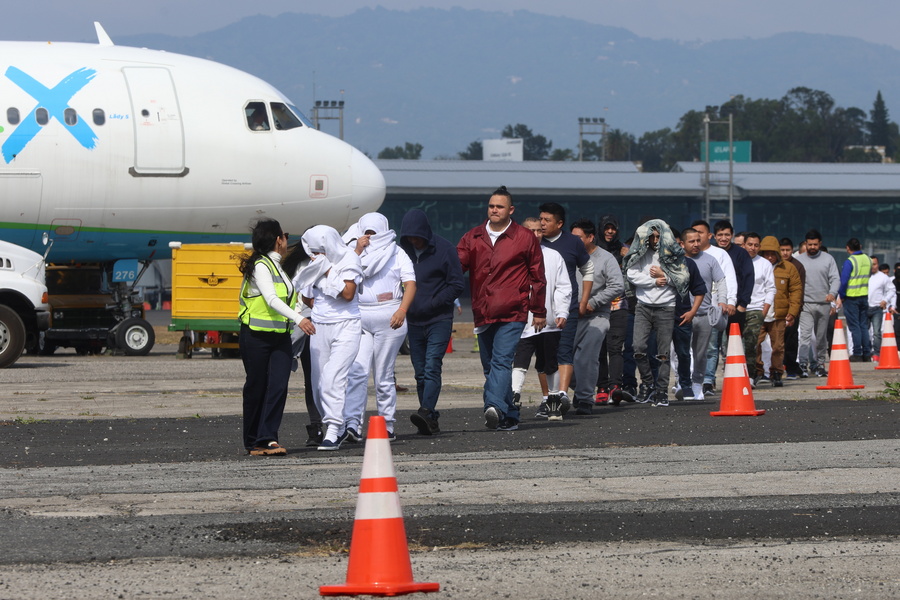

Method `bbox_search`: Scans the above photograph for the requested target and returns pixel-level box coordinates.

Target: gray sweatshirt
[794,250,840,304]
[576,246,625,318]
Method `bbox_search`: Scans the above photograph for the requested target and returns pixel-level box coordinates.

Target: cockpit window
[245,101,270,132]
[270,102,304,131]
[289,104,315,128]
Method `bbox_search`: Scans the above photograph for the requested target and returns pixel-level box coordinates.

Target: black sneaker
[344,427,362,443]
[637,383,653,404]
[574,402,593,415]
[651,393,669,407]
[512,391,522,409]
[799,364,809,378]
[497,418,519,431]
[547,393,563,421]
[558,392,572,416]
[305,424,323,447]
[607,385,624,406]
[815,366,828,378]
[535,402,550,419]
[773,372,783,388]
[410,408,439,435]
[621,385,637,403]
[317,429,349,451]
[702,383,716,396]
[484,406,501,430]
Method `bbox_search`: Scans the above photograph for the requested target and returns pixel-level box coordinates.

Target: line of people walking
[236,188,898,454]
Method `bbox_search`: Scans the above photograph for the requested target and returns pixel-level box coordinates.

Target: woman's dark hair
[239,217,283,278]
[281,241,311,279]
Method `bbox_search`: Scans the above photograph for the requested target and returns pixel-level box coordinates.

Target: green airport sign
[701,141,752,163]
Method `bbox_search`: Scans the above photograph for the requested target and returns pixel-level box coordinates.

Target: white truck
[0,240,50,368]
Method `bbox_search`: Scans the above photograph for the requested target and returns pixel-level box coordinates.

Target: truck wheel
[116,317,155,356]
[0,305,27,368]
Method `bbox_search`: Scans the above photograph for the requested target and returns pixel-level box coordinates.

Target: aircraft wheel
[116,317,155,356]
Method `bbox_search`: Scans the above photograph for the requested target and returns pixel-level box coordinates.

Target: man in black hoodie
[399,209,466,435]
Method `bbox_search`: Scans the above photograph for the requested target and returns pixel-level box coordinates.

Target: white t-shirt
[301,272,362,324]
[358,247,416,305]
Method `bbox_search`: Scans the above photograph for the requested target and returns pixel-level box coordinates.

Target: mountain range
[116,8,900,159]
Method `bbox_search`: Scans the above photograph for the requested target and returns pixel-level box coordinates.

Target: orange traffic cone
[876,312,900,370]
[320,416,440,597]
[816,319,865,390]
[445,336,454,354]
[711,323,765,416]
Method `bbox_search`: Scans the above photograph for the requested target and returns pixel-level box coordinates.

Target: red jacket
[457,220,546,327]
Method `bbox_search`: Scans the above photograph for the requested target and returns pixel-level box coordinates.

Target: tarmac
[1,320,899,599]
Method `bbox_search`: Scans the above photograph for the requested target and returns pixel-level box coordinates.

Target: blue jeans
[478,321,526,421]
[843,295,870,357]
[868,306,885,353]
[407,319,453,421]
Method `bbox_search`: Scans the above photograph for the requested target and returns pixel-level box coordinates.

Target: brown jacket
[772,259,802,320]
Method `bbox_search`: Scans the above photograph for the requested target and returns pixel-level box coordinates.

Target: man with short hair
[539,202,594,412]
[838,238,872,361]
[742,233,775,383]
[458,186,546,431]
[779,238,806,379]
[671,228,708,402]
[794,229,840,377]
[690,219,737,396]
[570,219,624,414]
[682,227,727,399]
[868,259,898,361]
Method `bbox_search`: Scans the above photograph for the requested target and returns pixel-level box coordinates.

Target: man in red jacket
[458,186,547,430]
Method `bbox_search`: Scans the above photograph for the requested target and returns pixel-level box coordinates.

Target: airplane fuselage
[0,39,385,262]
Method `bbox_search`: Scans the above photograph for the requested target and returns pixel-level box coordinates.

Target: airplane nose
[350,148,386,215]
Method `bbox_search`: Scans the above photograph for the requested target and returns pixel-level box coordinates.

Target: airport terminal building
[374,160,900,264]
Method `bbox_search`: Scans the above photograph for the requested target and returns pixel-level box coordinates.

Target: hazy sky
[3,0,900,50]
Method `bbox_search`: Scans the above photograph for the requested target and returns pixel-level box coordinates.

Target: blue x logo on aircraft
[2,66,98,164]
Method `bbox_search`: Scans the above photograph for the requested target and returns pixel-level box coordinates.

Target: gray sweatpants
[798,302,831,368]
[573,313,610,405]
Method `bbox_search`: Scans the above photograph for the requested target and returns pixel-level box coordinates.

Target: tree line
[377,88,899,171]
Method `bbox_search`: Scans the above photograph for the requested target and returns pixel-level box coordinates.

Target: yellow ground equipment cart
[168,242,249,358]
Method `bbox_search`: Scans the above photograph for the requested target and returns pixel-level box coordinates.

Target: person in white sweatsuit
[296,225,364,450]
[342,213,417,439]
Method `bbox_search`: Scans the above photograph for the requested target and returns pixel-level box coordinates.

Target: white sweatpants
[310,318,362,430]
[344,302,408,433]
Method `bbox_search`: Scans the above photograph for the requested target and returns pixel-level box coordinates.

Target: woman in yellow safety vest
[238,218,304,456]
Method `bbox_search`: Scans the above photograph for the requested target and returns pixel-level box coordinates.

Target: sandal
[249,441,287,456]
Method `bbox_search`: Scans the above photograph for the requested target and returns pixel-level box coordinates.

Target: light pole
[702,111,734,223]
[578,117,606,161]
[311,98,345,140]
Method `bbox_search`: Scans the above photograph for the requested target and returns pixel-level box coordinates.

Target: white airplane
[0,23,384,260]
[0,23,385,355]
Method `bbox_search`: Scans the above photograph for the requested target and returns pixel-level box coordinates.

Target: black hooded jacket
[399,209,465,326]
[597,214,624,265]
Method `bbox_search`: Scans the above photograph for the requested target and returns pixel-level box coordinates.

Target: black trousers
[240,324,292,449]
[597,308,628,389]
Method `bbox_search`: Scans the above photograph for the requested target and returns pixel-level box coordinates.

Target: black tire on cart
[115,317,155,356]
[177,335,193,359]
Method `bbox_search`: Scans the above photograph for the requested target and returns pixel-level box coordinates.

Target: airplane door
[123,67,187,176]
[0,169,41,249]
